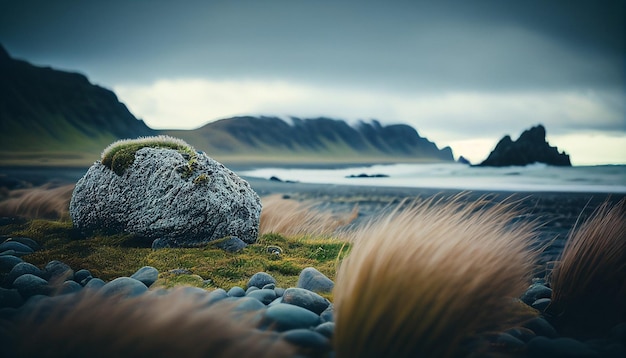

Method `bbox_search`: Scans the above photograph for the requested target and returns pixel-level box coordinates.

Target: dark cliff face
[182,116,454,161]
[0,44,154,151]
[479,125,571,167]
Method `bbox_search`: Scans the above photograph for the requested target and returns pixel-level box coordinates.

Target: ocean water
[240,163,626,193]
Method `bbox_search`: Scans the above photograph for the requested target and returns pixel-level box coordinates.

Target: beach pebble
[262,283,275,290]
[0,241,33,255]
[232,296,267,313]
[521,283,552,305]
[130,266,159,287]
[527,337,599,358]
[6,262,45,285]
[247,272,276,289]
[206,288,229,305]
[320,305,334,322]
[274,287,285,297]
[13,274,51,298]
[74,269,92,285]
[4,237,40,251]
[44,260,74,282]
[495,332,525,349]
[214,236,247,252]
[263,303,321,331]
[100,277,148,298]
[297,267,334,293]
[524,317,558,338]
[247,288,277,305]
[227,286,246,297]
[282,287,329,315]
[84,278,106,290]
[531,298,552,312]
[0,287,23,308]
[58,280,83,295]
[282,329,331,352]
[314,321,335,338]
[505,326,536,342]
[0,255,23,272]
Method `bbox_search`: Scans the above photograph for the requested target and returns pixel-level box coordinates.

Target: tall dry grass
[0,184,74,220]
[333,197,538,358]
[260,194,358,237]
[549,199,626,338]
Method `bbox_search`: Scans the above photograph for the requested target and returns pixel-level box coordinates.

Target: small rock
[84,278,106,290]
[0,287,23,308]
[130,266,159,287]
[282,287,329,315]
[58,280,83,295]
[262,283,276,290]
[524,317,558,338]
[227,286,246,297]
[44,260,74,283]
[263,303,321,331]
[505,326,536,342]
[246,286,260,294]
[247,288,277,305]
[315,322,335,338]
[274,287,285,297]
[247,272,276,289]
[0,255,23,272]
[232,296,267,313]
[6,262,45,285]
[495,332,525,349]
[74,269,92,284]
[531,298,552,312]
[521,284,552,305]
[282,329,331,352]
[13,274,51,299]
[100,277,148,298]
[320,305,334,322]
[0,241,33,255]
[205,288,229,305]
[297,267,334,293]
[214,236,247,253]
[8,237,41,251]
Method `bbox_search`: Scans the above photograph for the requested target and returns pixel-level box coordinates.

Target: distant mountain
[165,116,454,162]
[0,45,154,165]
[479,125,571,167]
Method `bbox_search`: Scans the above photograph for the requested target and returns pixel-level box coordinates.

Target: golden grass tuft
[12,288,295,358]
[333,197,538,358]
[0,184,74,220]
[260,194,358,237]
[548,199,626,338]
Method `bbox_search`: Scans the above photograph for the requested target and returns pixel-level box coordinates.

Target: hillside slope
[0,45,154,165]
[166,116,454,163]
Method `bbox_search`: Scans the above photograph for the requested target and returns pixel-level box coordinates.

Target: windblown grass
[0,184,74,220]
[333,197,538,358]
[548,199,626,338]
[260,194,358,237]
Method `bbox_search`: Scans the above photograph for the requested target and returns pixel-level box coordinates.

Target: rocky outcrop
[70,147,261,248]
[479,125,571,167]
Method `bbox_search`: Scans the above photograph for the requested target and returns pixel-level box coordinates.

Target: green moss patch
[101,135,196,175]
[0,219,350,295]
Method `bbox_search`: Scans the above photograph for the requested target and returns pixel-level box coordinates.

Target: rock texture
[479,125,571,167]
[70,147,261,247]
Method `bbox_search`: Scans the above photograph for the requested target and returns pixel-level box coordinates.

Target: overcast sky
[1,0,624,165]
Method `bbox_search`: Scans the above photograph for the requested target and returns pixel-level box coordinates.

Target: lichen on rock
[70,136,261,247]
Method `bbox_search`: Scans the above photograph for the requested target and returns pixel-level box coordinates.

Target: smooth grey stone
[130,266,159,287]
[247,272,276,289]
[100,277,148,298]
[227,286,246,297]
[0,241,33,255]
[0,255,23,272]
[521,284,552,305]
[6,262,45,285]
[282,287,329,315]
[315,321,335,338]
[58,280,83,295]
[262,283,275,290]
[269,297,283,306]
[263,303,321,331]
[215,236,247,252]
[84,277,106,290]
[13,274,51,298]
[282,329,331,352]
[232,296,267,313]
[246,286,260,294]
[297,267,334,293]
[505,326,536,342]
[205,288,229,305]
[320,305,334,323]
[73,269,92,284]
[8,237,40,251]
[44,260,74,282]
[524,317,558,338]
[527,337,599,358]
[0,287,23,308]
[0,250,17,256]
[274,287,285,297]
[531,297,552,312]
[247,288,277,305]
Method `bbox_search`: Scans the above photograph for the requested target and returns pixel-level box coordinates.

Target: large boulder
[479,125,571,167]
[70,136,261,247]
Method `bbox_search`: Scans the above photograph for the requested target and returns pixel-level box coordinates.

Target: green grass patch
[0,219,350,295]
